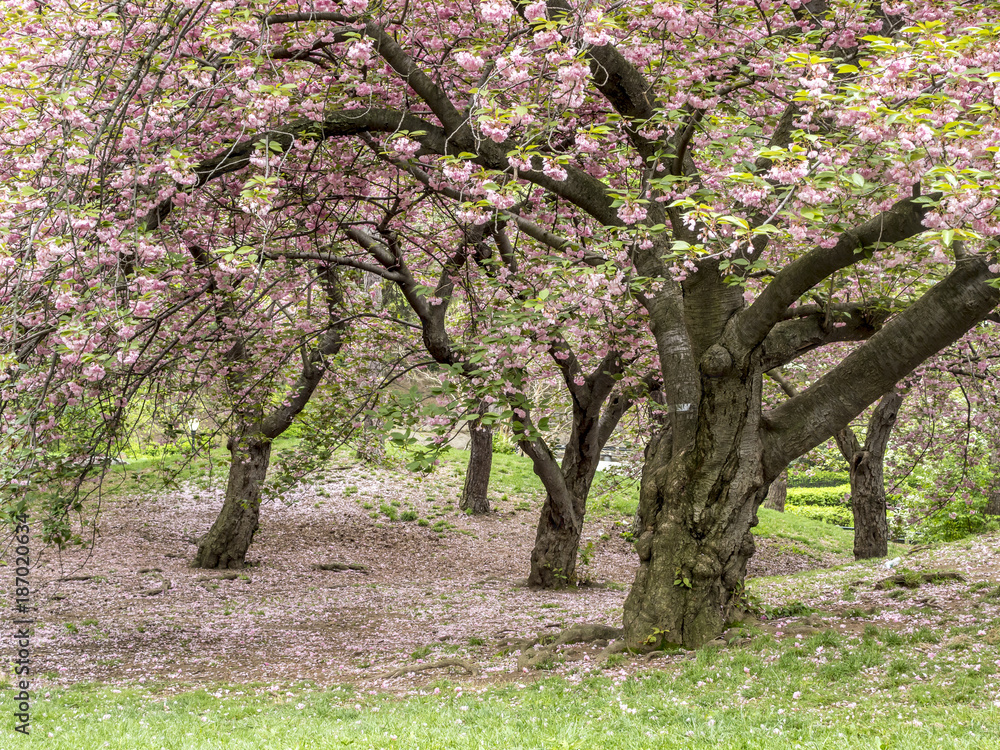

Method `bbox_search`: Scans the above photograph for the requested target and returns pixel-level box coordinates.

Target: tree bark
[523,436,599,588]
[460,403,492,514]
[528,484,586,587]
[193,435,271,568]
[835,390,903,560]
[763,470,787,511]
[624,369,768,650]
[523,379,634,588]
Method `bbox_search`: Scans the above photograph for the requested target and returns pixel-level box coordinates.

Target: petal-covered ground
[17,453,1000,694]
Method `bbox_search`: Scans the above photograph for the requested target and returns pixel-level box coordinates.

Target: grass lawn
[15,625,1000,749]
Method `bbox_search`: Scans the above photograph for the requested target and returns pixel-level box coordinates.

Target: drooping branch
[142,109,448,231]
[260,264,349,438]
[342,227,466,367]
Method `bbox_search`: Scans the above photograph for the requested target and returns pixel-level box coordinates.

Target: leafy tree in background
[3,0,1000,647]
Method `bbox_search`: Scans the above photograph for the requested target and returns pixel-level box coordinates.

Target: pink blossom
[82,362,106,382]
[454,51,485,73]
[617,202,647,224]
[479,0,512,23]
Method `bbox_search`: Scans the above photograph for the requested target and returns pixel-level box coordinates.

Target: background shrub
[788,470,850,488]
[787,485,852,507]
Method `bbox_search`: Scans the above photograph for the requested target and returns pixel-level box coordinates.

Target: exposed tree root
[312,562,369,573]
[503,622,623,654]
[507,623,631,671]
[140,579,171,596]
[195,572,239,582]
[378,658,479,680]
[874,570,964,590]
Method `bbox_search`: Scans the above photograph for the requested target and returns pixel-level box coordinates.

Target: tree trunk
[623,371,767,650]
[986,489,1000,517]
[460,405,492,514]
[847,450,890,558]
[763,470,787,511]
[528,483,587,587]
[986,463,1000,515]
[355,414,385,464]
[835,390,903,560]
[193,435,272,568]
[523,379,631,588]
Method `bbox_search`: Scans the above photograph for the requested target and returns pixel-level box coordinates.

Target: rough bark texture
[763,470,787,512]
[624,367,767,650]
[525,429,604,588]
[835,390,903,560]
[193,436,271,569]
[528,485,586,587]
[194,264,347,569]
[522,357,634,588]
[460,407,493,514]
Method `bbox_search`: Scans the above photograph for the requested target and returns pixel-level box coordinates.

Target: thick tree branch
[732,194,938,353]
[761,256,1000,477]
[765,369,798,399]
[263,250,405,282]
[759,302,890,371]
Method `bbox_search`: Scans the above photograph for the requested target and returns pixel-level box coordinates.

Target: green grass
[15,637,1000,749]
[754,508,856,557]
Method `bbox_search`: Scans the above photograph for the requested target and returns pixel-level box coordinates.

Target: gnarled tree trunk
[528,474,593,588]
[624,368,767,650]
[764,470,787,512]
[194,263,348,569]
[523,370,635,588]
[986,488,1000,517]
[835,389,903,560]
[524,441,596,588]
[193,434,271,568]
[460,403,492,514]
[985,460,1000,516]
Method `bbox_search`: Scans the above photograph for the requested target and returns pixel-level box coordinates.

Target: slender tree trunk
[763,470,787,511]
[986,488,1000,516]
[193,264,347,569]
[624,371,767,650]
[835,390,903,560]
[355,414,385,464]
[193,434,271,568]
[524,389,627,588]
[460,403,492,514]
[986,461,1000,516]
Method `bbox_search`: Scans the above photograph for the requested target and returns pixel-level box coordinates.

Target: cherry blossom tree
[3,0,1000,648]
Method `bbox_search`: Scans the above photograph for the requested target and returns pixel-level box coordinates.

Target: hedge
[787,470,851,488]
[786,485,852,508]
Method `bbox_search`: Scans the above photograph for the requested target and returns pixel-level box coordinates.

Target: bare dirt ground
[16,458,960,693]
